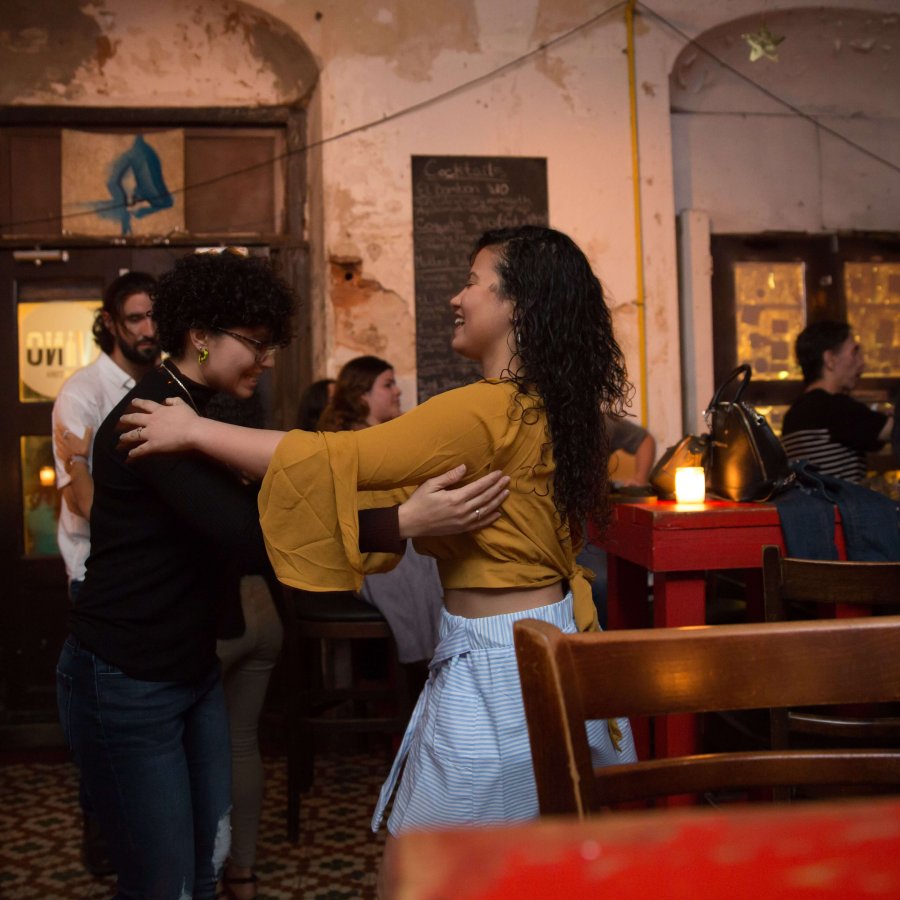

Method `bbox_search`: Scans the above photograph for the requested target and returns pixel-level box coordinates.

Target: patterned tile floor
[0,752,390,899]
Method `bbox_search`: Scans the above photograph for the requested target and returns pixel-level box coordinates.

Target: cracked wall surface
[0,0,317,106]
[4,0,899,442]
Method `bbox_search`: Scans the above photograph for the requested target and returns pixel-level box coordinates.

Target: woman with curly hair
[55,249,295,899]
[317,355,402,430]
[59,250,508,900]
[119,226,637,889]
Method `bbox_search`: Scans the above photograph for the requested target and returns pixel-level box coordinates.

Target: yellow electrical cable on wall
[625,0,649,426]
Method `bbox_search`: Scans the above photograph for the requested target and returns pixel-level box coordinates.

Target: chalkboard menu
[412,155,548,402]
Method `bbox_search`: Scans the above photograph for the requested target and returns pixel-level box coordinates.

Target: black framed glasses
[215,329,279,363]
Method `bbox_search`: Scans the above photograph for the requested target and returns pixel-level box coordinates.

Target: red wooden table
[597,499,847,759]
[392,796,900,899]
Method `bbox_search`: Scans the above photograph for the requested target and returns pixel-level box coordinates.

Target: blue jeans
[576,540,609,629]
[57,636,231,899]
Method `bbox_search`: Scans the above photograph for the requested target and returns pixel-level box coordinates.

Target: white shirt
[51,353,136,582]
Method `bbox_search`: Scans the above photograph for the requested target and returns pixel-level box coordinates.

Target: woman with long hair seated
[120,226,638,892]
[317,355,400,431]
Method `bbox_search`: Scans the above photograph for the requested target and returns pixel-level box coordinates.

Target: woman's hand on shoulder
[117,396,199,457]
[398,465,510,538]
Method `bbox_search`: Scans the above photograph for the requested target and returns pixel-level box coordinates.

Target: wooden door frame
[1,104,312,737]
[1,105,313,427]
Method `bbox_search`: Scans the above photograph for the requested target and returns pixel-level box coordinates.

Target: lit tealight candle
[675,466,705,504]
[39,466,56,487]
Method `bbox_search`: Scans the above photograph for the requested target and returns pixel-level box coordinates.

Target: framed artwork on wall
[61,129,184,238]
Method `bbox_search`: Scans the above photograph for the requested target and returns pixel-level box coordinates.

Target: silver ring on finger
[475,507,482,520]
[137,426,143,440]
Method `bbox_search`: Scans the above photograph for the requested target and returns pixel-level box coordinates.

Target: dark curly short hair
[152,250,295,355]
[92,270,157,354]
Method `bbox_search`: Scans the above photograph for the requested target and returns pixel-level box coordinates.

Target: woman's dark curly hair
[152,250,295,355]
[317,355,393,432]
[472,226,629,546]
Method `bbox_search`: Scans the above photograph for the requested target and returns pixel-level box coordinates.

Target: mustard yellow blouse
[258,379,598,631]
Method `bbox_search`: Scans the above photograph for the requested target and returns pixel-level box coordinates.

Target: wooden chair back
[514,615,900,817]
[762,544,900,619]
[761,544,900,749]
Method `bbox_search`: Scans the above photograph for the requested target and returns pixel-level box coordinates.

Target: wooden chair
[514,616,900,817]
[761,544,900,750]
[762,544,900,621]
[282,587,411,843]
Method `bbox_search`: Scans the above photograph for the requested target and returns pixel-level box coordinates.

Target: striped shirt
[781,389,887,484]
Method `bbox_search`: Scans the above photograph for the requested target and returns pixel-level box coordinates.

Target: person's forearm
[188,419,286,479]
[61,468,93,519]
[631,434,657,484]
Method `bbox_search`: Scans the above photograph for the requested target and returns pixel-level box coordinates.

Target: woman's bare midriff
[443,582,565,618]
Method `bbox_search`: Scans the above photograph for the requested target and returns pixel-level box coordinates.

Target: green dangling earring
[198,347,209,365]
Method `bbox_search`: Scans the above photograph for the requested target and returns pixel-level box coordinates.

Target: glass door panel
[20,435,61,557]
[17,297,101,402]
[733,261,806,384]
[844,261,900,379]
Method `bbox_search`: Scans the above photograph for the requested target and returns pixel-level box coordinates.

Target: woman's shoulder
[411,380,501,417]
[425,378,519,406]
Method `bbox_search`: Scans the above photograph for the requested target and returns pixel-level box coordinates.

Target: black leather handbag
[705,365,794,502]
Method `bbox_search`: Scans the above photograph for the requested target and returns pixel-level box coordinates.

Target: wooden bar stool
[282,587,411,844]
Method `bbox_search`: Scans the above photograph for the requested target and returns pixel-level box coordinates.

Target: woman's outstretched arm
[120,396,510,532]
[120,397,284,479]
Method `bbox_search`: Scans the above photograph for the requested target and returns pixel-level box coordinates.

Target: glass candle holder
[675,466,705,504]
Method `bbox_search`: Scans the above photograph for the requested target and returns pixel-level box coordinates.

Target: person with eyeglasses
[117,227,639,897]
[56,249,510,899]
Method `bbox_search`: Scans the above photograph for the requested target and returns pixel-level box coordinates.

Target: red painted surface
[394,797,900,899]
[598,500,847,759]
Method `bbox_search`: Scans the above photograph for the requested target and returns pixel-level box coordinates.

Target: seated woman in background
[57,249,295,899]
[119,225,638,896]
[317,355,399,431]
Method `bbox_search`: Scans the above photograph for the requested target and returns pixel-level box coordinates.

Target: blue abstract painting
[62,129,184,237]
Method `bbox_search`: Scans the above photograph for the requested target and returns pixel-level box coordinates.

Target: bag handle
[707,364,751,411]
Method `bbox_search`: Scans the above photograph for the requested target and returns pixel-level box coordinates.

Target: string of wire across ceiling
[4,0,897,232]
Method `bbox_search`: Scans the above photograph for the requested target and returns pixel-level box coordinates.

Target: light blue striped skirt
[372,593,637,835]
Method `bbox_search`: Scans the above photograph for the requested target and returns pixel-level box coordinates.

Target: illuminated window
[17,298,101,402]
[20,435,60,557]
[733,262,805,382]
[844,262,900,379]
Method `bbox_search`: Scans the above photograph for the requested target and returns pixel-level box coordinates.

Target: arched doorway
[669,6,899,442]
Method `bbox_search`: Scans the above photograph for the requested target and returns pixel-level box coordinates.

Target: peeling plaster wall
[4,0,899,445]
[0,0,316,106]
[258,0,645,424]
[669,6,900,233]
